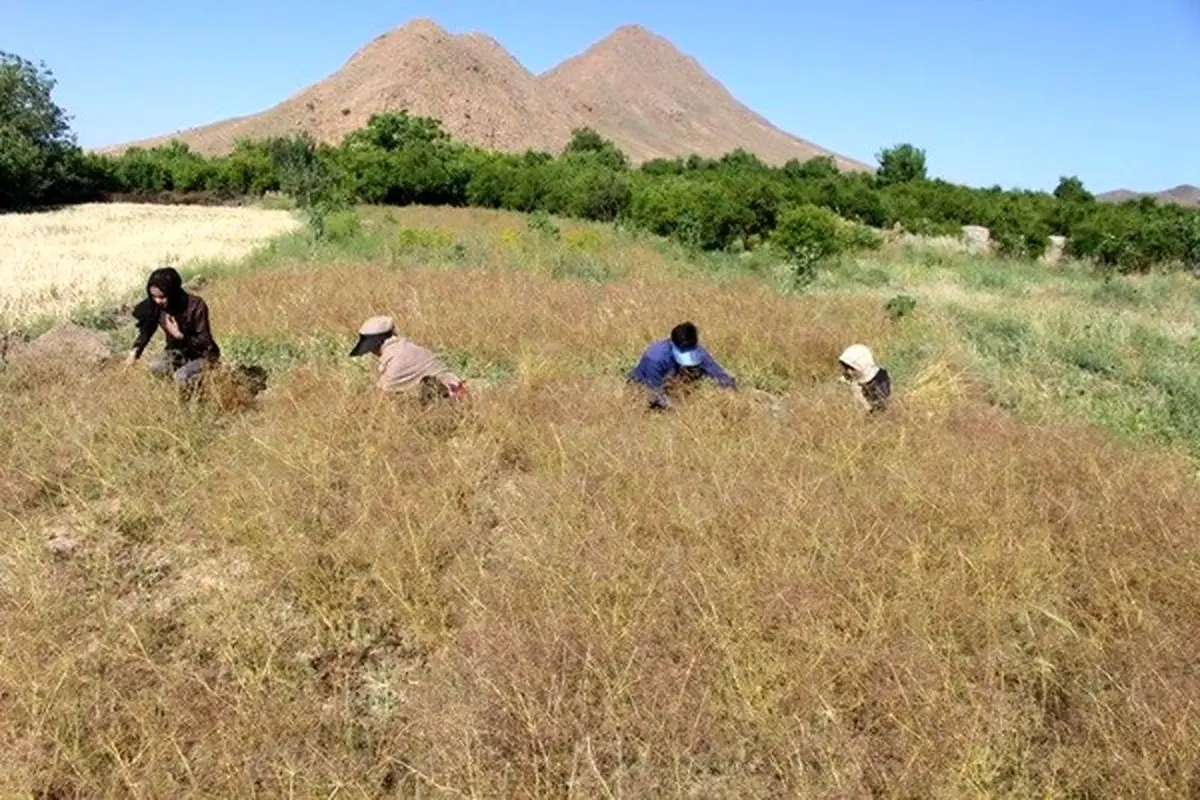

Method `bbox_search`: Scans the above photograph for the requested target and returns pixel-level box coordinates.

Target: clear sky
[4,0,1197,193]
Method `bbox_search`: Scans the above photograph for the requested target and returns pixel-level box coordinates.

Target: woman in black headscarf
[124,267,221,385]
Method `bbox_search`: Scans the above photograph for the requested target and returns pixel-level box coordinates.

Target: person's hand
[123,352,137,368]
[163,314,183,340]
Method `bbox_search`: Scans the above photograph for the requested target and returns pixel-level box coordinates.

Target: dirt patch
[2,323,114,368]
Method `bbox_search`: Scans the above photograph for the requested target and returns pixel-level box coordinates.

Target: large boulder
[1043,235,1067,265]
[961,225,992,254]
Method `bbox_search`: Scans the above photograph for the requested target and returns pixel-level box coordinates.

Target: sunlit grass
[0,202,302,328]
[2,205,1199,796]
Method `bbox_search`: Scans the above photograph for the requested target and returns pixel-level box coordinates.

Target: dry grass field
[0,203,301,328]
[2,205,1199,797]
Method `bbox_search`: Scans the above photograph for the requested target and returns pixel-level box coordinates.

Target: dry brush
[1,207,1198,797]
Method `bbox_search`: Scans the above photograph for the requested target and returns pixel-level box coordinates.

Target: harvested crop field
[0,203,301,327]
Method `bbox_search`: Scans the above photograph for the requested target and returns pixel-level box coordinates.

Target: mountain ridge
[96,19,871,171]
[1095,184,1200,208]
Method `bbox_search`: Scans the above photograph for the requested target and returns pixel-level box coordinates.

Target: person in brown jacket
[349,315,468,404]
[124,266,221,387]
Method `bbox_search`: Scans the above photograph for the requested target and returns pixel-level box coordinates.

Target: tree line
[5,49,1199,276]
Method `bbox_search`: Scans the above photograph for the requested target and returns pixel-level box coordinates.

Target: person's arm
[125,302,158,365]
[699,350,737,389]
[188,298,219,359]
[630,350,673,409]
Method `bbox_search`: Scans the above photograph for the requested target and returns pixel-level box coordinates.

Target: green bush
[772,204,846,285]
[885,294,917,321]
[527,210,560,239]
[320,209,362,242]
[837,220,883,251]
[395,227,455,252]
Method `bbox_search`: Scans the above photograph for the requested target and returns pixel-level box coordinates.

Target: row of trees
[5,49,1200,274]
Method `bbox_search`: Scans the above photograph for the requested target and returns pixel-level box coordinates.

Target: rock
[88,498,123,523]
[44,524,81,556]
[961,225,992,254]
[4,323,114,367]
[1043,235,1067,265]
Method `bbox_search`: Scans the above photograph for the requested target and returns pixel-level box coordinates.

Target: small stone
[44,524,81,556]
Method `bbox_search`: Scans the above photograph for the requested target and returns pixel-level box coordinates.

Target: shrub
[885,294,918,321]
[395,227,455,252]
[527,210,560,239]
[320,209,361,242]
[990,203,1051,260]
[772,204,846,285]
[837,220,883,252]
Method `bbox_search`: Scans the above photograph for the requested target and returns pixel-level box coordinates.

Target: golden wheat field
[2,206,1199,797]
[0,203,302,327]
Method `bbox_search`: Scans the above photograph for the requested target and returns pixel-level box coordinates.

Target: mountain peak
[97,19,867,171]
[586,24,688,59]
[392,18,450,38]
[605,24,665,42]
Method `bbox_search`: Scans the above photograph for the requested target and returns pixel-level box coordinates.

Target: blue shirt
[628,339,737,406]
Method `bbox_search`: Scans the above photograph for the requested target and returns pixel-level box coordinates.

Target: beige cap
[358,315,395,336]
[350,315,397,357]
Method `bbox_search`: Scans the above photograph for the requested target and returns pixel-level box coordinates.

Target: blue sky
[4,0,1197,193]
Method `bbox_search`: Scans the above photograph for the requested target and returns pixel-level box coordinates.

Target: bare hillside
[1097,184,1200,207]
[99,20,866,169]
[102,19,583,156]
[540,26,870,171]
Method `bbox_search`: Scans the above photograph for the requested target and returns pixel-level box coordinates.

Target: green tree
[1053,175,1094,204]
[782,155,839,182]
[718,148,768,173]
[875,143,927,187]
[563,127,629,171]
[0,51,83,208]
[342,111,450,151]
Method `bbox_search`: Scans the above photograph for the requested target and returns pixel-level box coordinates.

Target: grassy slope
[2,205,1199,797]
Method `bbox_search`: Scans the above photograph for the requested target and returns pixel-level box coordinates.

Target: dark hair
[670,321,699,351]
[146,267,188,313]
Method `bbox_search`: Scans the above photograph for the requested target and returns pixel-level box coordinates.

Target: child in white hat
[838,344,891,413]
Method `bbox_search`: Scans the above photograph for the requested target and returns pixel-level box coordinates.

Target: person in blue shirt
[628,321,737,410]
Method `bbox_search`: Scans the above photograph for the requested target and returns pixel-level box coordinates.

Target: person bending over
[838,343,891,413]
[628,321,736,410]
[349,315,468,404]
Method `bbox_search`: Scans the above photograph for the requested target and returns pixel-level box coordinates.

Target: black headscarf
[133,266,189,323]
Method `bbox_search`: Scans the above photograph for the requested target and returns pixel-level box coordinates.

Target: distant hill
[97,19,870,171]
[1096,184,1200,208]
[539,25,866,172]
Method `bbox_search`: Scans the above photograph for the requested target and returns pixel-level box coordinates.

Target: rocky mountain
[540,25,865,171]
[99,19,868,170]
[1096,184,1200,207]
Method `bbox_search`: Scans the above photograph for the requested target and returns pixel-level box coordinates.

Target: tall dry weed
[1,207,1199,797]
